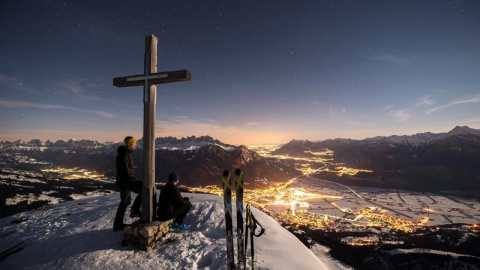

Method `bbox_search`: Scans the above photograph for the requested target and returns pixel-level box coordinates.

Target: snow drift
[0,193,328,270]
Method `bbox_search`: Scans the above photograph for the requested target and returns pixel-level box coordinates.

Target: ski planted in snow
[235,169,244,268]
[222,170,235,270]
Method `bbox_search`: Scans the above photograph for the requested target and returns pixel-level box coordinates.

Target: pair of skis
[223,169,265,270]
[222,169,244,270]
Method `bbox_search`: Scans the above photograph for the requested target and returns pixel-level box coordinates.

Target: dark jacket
[115,145,136,190]
[157,182,186,220]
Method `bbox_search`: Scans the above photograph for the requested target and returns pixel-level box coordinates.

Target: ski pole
[244,206,249,270]
[250,227,255,270]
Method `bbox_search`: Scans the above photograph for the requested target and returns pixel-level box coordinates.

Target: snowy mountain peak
[363,126,480,146]
[448,126,480,136]
[149,136,236,152]
[235,145,257,159]
[288,139,310,144]
[0,136,236,152]
[0,139,102,150]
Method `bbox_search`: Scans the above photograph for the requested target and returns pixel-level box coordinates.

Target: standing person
[157,173,192,229]
[113,136,143,231]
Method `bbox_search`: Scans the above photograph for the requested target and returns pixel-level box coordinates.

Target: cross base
[121,219,173,251]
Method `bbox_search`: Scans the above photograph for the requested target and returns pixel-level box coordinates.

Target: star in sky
[0,0,479,144]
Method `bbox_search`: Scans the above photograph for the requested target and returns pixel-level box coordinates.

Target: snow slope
[0,193,328,270]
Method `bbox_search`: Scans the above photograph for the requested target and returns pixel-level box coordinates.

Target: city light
[277,209,332,228]
[41,167,111,182]
[186,147,440,234]
[326,166,374,177]
[423,207,435,212]
[341,236,379,246]
[249,146,373,177]
[188,182,433,233]
[33,146,473,237]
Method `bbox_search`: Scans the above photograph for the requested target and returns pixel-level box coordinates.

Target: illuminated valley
[248,144,373,176]
[41,167,112,182]
[6,145,479,240]
[189,175,480,237]
[189,145,480,246]
[2,144,479,260]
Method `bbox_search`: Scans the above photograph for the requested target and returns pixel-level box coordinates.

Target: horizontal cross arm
[113,69,191,87]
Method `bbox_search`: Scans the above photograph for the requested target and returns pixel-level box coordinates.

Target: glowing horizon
[1,123,478,146]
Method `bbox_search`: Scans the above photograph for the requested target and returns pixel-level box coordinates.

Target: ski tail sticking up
[245,204,266,270]
[235,169,244,268]
[222,170,235,270]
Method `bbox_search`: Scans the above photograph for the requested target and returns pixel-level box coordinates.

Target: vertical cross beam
[113,34,191,224]
[142,35,157,223]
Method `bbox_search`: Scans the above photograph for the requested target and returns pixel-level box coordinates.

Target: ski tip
[222,170,230,177]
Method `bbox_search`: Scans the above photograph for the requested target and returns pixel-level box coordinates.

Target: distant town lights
[40,167,111,181]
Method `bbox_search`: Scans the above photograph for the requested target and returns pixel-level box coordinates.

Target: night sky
[1,1,479,145]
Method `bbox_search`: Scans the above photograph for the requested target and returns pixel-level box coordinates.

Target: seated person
[157,173,192,229]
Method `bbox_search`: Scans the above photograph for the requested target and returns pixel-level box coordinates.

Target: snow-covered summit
[366,132,445,146]
[0,193,329,270]
[0,139,105,151]
[0,136,236,152]
[151,136,236,151]
[447,126,480,137]
[365,126,480,146]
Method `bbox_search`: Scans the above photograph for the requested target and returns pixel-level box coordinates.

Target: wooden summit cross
[113,35,191,223]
